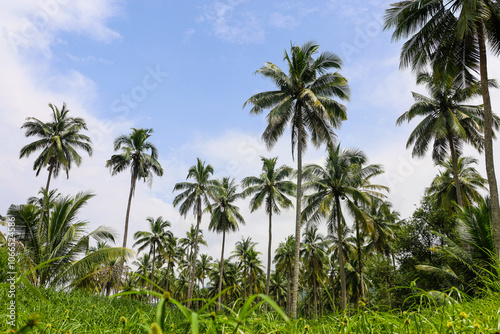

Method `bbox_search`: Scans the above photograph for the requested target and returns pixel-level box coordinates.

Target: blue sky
[2,0,500,264]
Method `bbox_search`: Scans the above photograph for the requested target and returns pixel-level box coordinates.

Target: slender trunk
[150,244,156,303]
[243,271,247,300]
[37,160,55,249]
[448,135,464,207]
[166,256,172,292]
[187,198,202,307]
[266,207,272,297]
[45,161,54,194]
[217,229,226,311]
[287,270,291,315]
[313,272,318,318]
[478,24,500,256]
[117,172,136,292]
[292,117,304,319]
[355,217,365,302]
[336,197,347,311]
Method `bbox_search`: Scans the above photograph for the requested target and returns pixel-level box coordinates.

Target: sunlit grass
[1,286,499,333]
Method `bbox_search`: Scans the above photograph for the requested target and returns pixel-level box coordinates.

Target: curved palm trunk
[117,172,137,292]
[45,161,55,194]
[448,135,464,207]
[336,197,347,311]
[292,118,304,319]
[217,229,226,311]
[266,206,272,297]
[187,197,202,307]
[478,25,500,256]
[355,217,365,302]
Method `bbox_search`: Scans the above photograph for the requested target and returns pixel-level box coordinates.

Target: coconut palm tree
[8,191,127,288]
[302,144,385,310]
[163,234,178,292]
[365,200,400,266]
[231,236,258,300]
[207,177,245,309]
[300,226,328,318]
[133,216,173,301]
[105,128,163,289]
[241,156,296,298]
[173,158,218,305]
[396,71,487,207]
[19,103,93,194]
[245,247,265,296]
[384,0,500,254]
[273,235,295,315]
[244,41,350,318]
[196,253,213,291]
[427,155,487,211]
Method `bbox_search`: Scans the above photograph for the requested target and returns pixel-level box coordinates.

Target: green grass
[1,287,500,333]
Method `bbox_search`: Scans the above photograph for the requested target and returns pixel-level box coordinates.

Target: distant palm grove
[3,0,500,325]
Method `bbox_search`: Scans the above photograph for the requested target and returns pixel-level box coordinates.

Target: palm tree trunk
[166,256,172,292]
[45,160,55,193]
[150,245,155,303]
[292,117,304,319]
[187,197,202,307]
[266,206,272,297]
[336,197,347,311]
[478,24,500,256]
[117,172,137,292]
[37,160,55,244]
[287,270,291,315]
[313,273,318,318]
[355,218,365,302]
[217,230,226,311]
[448,135,464,207]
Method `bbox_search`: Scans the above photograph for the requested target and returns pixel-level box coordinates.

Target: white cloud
[268,13,299,29]
[200,0,265,44]
[1,1,121,58]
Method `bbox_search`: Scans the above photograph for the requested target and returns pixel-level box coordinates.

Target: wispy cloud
[2,1,122,57]
[200,0,265,44]
[67,54,114,64]
[268,12,299,29]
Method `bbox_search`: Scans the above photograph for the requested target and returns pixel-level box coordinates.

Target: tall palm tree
[241,156,296,298]
[365,200,400,266]
[302,144,385,311]
[427,155,488,211]
[244,41,350,318]
[273,235,295,315]
[19,103,93,193]
[105,128,163,289]
[133,216,173,301]
[384,0,500,254]
[173,158,218,305]
[396,71,486,207]
[300,226,328,318]
[231,236,258,299]
[245,247,265,296]
[207,177,245,309]
[196,253,213,291]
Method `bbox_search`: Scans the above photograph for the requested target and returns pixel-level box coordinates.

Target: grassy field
[1,287,500,333]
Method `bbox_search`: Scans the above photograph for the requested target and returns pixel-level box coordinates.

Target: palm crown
[20,102,93,191]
